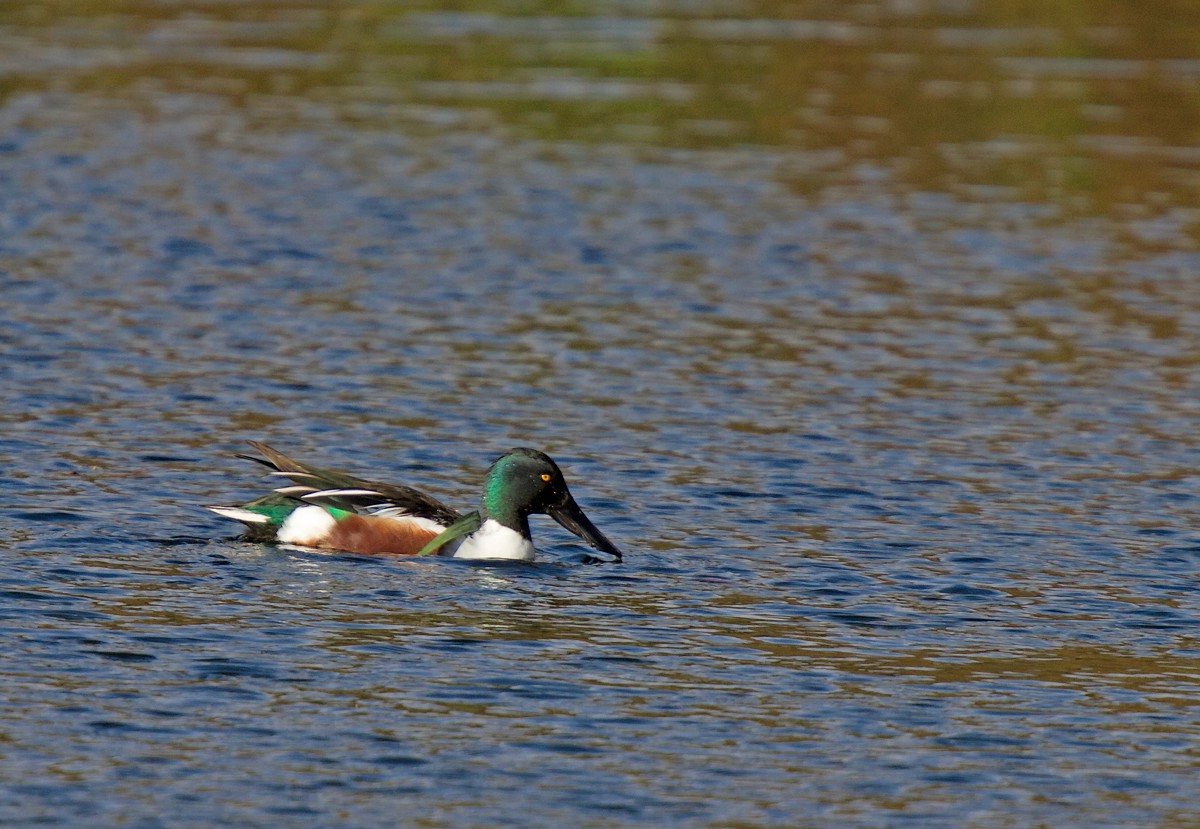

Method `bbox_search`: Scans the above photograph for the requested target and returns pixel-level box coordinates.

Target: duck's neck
[481,506,529,539]
[480,479,531,539]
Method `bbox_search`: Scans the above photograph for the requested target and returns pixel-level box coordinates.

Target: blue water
[3,4,1200,827]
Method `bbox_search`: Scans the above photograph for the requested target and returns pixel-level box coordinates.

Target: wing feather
[240,441,461,526]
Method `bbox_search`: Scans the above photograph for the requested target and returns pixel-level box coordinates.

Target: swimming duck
[208,442,623,562]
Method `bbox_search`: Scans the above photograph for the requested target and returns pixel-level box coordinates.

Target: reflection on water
[2,1,1200,827]
[3,1,1200,214]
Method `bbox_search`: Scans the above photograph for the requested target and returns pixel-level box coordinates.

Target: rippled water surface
[3,3,1200,827]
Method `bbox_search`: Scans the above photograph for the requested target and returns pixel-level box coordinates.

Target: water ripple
[1,7,1200,827]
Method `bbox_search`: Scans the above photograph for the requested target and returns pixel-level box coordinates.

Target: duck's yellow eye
[540,473,552,482]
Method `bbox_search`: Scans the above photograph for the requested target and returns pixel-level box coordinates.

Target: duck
[208,442,623,562]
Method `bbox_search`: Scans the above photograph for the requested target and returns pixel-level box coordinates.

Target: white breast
[452,519,536,561]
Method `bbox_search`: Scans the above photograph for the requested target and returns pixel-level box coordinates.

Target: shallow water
[3,3,1200,827]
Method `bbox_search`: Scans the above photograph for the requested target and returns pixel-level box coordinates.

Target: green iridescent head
[482,448,623,560]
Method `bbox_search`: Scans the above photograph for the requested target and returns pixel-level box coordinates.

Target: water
[3,3,1200,827]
